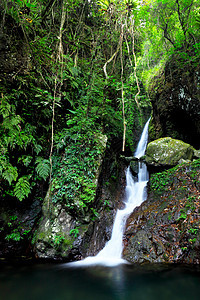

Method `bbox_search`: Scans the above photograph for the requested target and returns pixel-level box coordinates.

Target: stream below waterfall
[1,262,200,300]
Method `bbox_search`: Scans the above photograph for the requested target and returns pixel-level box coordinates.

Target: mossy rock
[194,149,200,158]
[145,137,194,166]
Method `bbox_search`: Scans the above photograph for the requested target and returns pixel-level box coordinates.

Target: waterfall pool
[1,262,200,300]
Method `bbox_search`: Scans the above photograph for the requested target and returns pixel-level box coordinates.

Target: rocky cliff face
[149,52,200,149]
[123,49,200,264]
[123,159,200,264]
[33,138,127,261]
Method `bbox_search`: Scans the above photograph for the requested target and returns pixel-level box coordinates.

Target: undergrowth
[149,159,200,194]
[51,126,106,221]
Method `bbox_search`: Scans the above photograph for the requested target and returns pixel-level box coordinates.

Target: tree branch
[48,0,66,209]
[103,48,119,79]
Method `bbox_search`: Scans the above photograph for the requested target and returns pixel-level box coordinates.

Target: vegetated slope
[123,159,200,264]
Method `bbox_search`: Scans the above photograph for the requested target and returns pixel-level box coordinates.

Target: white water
[134,117,151,159]
[68,118,150,267]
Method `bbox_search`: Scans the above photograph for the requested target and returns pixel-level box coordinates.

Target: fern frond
[3,115,21,130]
[2,165,18,185]
[0,98,11,118]
[14,177,31,201]
[34,144,43,155]
[35,157,50,180]
[0,154,7,175]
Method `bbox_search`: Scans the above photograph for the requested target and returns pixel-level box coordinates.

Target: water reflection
[1,262,200,300]
[85,264,126,300]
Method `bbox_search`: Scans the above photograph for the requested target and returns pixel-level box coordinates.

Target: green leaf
[18,155,33,167]
[35,157,50,180]
[2,165,18,185]
[14,177,31,201]
[5,230,22,241]
[34,144,43,155]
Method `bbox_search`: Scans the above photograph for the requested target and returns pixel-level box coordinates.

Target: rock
[33,190,78,260]
[120,156,138,163]
[123,159,200,264]
[0,199,42,259]
[145,137,194,167]
[120,156,146,176]
[178,159,191,164]
[33,136,127,261]
[148,51,200,149]
[130,160,139,176]
[123,230,159,263]
[194,149,200,158]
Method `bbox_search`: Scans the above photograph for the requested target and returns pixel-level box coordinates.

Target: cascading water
[68,117,151,267]
[134,117,151,159]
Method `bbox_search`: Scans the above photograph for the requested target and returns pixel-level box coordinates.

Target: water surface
[1,262,200,300]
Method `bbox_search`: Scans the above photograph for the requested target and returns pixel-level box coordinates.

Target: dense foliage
[0,0,199,213]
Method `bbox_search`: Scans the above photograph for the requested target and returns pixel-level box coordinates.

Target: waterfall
[68,118,150,267]
[134,117,151,159]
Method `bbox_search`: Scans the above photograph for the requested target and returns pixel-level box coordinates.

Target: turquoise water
[1,262,200,300]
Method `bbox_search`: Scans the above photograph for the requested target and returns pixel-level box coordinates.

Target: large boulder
[145,137,194,167]
[33,189,79,260]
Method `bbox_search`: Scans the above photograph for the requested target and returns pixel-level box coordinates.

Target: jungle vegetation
[0,0,199,213]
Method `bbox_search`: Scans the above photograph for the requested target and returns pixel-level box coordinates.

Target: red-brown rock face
[123,159,200,264]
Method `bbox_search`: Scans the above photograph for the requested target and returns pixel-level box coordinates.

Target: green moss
[52,234,73,248]
[146,137,194,166]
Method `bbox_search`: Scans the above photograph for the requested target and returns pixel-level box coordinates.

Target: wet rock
[120,156,146,176]
[123,159,200,264]
[123,230,158,263]
[130,160,139,176]
[33,195,79,260]
[0,199,42,259]
[145,137,194,167]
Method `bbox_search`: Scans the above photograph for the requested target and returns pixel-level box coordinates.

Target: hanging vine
[119,23,126,152]
[48,0,66,209]
[130,16,140,110]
